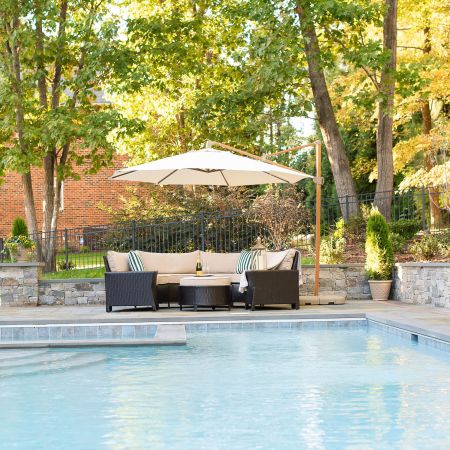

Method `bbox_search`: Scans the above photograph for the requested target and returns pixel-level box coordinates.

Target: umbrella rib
[111,170,136,179]
[219,170,230,186]
[157,169,178,184]
[262,171,292,184]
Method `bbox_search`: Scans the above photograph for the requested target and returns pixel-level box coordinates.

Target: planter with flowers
[2,218,36,262]
[3,235,36,262]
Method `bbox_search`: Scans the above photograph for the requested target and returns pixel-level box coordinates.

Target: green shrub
[320,235,346,264]
[389,219,421,241]
[57,260,76,271]
[409,234,443,261]
[79,245,91,254]
[390,232,407,253]
[11,217,28,237]
[333,218,345,240]
[365,208,394,280]
[345,214,366,241]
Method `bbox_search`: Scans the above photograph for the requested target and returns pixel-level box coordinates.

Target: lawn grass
[56,251,105,269]
[41,267,105,280]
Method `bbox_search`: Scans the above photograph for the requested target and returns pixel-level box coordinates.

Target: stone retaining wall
[392,263,450,308]
[0,263,43,306]
[36,264,370,306]
[3,262,448,307]
[38,279,106,306]
[301,264,370,300]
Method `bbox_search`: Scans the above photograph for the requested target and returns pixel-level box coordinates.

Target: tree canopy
[0,0,448,242]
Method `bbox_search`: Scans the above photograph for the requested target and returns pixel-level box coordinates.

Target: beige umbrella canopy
[113,141,322,296]
[111,147,313,185]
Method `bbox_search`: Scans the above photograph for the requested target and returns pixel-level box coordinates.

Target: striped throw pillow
[235,250,254,274]
[128,251,144,272]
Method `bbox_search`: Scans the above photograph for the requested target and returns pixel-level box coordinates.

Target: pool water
[0,327,449,449]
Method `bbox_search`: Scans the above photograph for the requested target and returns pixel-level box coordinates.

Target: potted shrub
[365,208,394,301]
[3,218,36,262]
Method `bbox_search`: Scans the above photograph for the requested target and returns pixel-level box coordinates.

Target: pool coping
[0,324,187,348]
[1,312,448,342]
[0,312,367,326]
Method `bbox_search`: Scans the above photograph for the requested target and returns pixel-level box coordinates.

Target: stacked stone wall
[392,263,450,308]
[301,264,370,300]
[0,263,42,306]
[38,279,106,306]
[2,262,449,307]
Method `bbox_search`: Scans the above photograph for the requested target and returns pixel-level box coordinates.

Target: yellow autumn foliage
[398,162,450,190]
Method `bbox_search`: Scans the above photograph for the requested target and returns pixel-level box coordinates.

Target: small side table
[179,276,231,311]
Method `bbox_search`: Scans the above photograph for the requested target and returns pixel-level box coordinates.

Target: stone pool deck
[0,300,449,344]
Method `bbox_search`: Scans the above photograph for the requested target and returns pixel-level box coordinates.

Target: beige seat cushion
[137,250,199,274]
[180,276,231,287]
[212,273,242,283]
[107,251,129,272]
[200,251,240,274]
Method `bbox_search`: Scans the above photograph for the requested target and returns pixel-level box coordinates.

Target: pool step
[0,349,49,361]
[0,352,107,378]
[0,350,93,369]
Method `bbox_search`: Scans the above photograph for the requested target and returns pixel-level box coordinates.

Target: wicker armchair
[244,270,299,310]
[103,256,158,313]
[236,250,300,310]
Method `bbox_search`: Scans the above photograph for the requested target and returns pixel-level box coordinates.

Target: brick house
[0,153,133,237]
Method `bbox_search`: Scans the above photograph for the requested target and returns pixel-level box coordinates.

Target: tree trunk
[39,0,68,271]
[374,0,398,221]
[5,9,42,258]
[421,26,442,228]
[296,2,359,221]
[421,100,442,228]
[22,172,42,260]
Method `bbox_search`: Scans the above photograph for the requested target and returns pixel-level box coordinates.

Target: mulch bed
[342,240,449,264]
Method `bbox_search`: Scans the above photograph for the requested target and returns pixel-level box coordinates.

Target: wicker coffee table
[179,276,231,311]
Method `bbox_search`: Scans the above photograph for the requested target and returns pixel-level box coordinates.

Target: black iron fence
[30,210,270,271]
[1,186,448,270]
[320,186,449,232]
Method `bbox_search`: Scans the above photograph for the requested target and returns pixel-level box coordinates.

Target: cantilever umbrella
[112,141,322,296]
[111,146,312,185]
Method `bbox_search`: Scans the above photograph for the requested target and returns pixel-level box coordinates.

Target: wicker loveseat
[104,249,300,312]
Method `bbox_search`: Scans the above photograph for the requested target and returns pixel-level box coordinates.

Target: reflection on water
[0,328,449,449]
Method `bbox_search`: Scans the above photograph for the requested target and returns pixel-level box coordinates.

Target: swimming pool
[0,324,449,449]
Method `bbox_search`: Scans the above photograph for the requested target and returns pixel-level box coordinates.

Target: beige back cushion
[107,251,129,272]
[137,250,199,274]
[200,252,241,274]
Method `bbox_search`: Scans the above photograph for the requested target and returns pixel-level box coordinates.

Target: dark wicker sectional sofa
[104,250,300,312]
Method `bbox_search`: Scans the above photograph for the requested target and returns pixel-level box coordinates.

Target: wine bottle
[196,256,203,276]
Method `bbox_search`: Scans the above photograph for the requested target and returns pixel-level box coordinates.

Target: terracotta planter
[14,246,34,262]
[368,280,392,301]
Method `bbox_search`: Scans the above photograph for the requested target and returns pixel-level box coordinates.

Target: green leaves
[0,0,138,179]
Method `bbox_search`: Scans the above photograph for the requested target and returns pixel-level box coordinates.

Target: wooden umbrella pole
[314,142,321,297]
[263,142,318,157]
